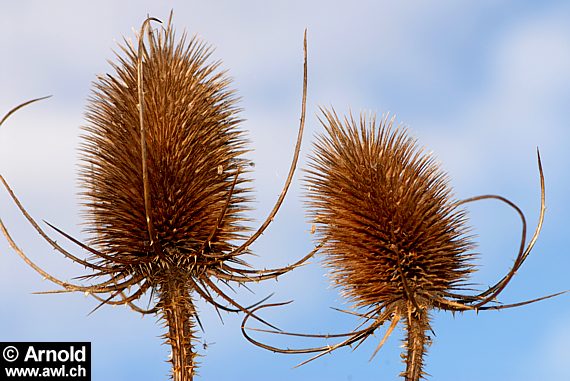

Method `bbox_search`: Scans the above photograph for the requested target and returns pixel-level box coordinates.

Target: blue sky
[1,1,570,380]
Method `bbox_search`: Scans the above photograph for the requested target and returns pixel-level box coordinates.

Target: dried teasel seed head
[1,15,310,381]
[241,96,545,381]
[79,18,252,380]
[305,109,474,309]
[304,108,475,380]
[80,21,249,277]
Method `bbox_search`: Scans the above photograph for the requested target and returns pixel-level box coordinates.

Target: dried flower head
[243,108,551,381]
[306,109,474,379]
[1,15,310,381]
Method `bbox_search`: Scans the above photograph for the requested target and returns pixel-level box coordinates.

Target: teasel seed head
[305,108,474,380]
[242,107,547,379]
[81,22,248,279]
[79,17,250,380]
[1,15,310,381]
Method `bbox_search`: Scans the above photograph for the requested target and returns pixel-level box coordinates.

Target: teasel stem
[160,277,198,381]
[402,302,430,381]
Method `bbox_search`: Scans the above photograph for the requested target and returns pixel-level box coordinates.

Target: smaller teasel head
[305,108,474,310]
[245,107,547,381]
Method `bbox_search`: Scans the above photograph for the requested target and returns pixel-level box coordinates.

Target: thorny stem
[160,278,197,381]
[402,302,430,381]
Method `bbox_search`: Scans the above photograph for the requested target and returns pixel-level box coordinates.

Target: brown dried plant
[0,16,311,381]
[243,108,559,380]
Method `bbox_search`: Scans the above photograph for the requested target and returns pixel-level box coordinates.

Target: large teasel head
[81,18,248,285]
[79,18,250,378]
[296,108,547,380]
[0,15,309,381]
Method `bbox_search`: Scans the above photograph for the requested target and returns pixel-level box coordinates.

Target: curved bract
[0,15,310,381]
